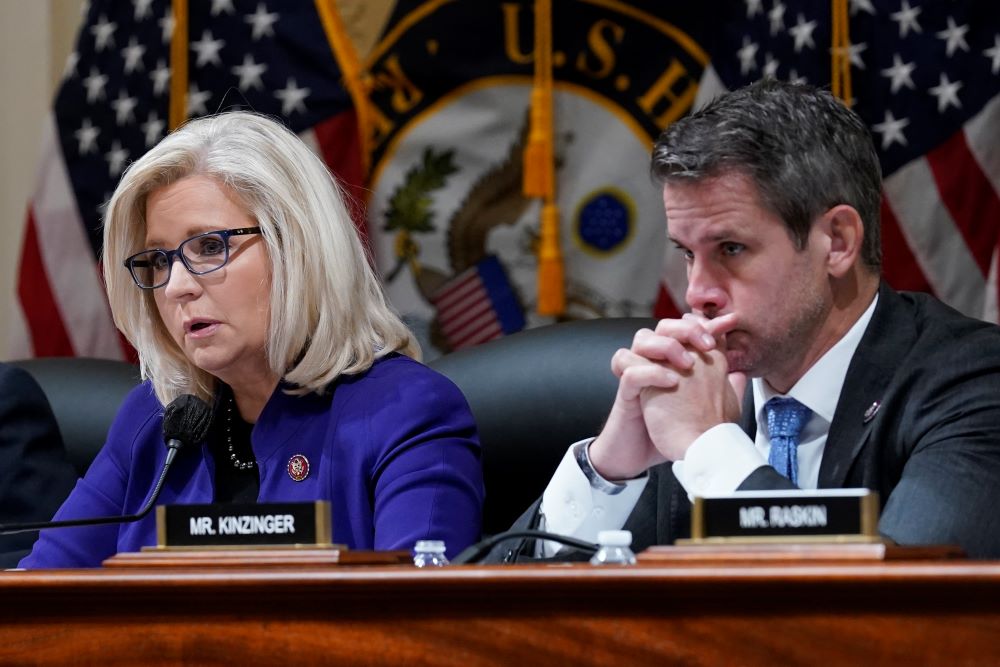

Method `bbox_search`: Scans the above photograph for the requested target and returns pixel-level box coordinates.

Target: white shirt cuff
[671,422,766,499]
[538,439,648,557]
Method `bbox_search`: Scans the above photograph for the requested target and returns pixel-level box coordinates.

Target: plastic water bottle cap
[596,530,632,547]
[414,539,447,553]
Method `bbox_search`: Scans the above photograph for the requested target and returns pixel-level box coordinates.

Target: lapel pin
[287,454,310,482]
[863,401,881,424]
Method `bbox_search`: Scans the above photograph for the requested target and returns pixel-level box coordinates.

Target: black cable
[452,529,598,565]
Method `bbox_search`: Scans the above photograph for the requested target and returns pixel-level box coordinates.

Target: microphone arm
[0,438,184,535]
[452,529,599,565]
[0,394,212,537]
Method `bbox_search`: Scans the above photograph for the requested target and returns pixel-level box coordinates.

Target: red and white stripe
[430,267,503,350]
[12,114,125,360]
[884,92,1000,322]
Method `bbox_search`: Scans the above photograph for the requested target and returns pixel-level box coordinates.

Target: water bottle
[413,539,449,567]
[589,530,637,566]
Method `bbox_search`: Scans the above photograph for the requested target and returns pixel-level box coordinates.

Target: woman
[20,112,483,568]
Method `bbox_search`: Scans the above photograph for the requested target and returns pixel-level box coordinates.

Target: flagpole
[168,0,189,129]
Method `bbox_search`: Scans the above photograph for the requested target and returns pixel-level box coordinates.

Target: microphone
[452,529,598,565]
[0,394,212,535]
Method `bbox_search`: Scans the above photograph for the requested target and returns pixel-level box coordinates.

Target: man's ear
[822,205,864,278]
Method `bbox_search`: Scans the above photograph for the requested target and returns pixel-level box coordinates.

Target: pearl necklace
[226,396,257,470]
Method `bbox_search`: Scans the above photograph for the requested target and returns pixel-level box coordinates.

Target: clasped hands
[588,313,745,481]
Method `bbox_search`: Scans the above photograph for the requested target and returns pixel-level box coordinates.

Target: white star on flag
[211,0,236,17]
[74,118,100,155]
[275,78,310,115]
[985,35,1000,75]
[159,12,174,44]
[850,0,875,16]
[82,67,108,103]
[246,3,279,41]
[187,84,212,116]
[90,15,116,52]
[763,53,780,78]
[872,110,910,149]
[768,2,786,36]
[737,36,758,75]
[929,73,963,113]
[110,90,138,125]
[133,0,154,21]
[191,30,225,68]
[936,18,970,58]
[150,59,170,97]
[122,37,146,74]
[140,112,165,148]
[881,54,916,94]
[891,1,922,38]
[232,55,268,91]
[105,140,129,177]
[789,14,817,52]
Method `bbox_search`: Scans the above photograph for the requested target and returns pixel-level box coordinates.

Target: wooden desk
[2,559,999,665]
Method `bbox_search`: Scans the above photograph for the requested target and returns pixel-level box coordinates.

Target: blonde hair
[103,111,418,405]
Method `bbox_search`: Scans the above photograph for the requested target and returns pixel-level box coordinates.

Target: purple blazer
[20,355,483,568]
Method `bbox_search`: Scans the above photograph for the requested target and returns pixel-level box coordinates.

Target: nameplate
[156,501,332,548]
[682,489,879,544]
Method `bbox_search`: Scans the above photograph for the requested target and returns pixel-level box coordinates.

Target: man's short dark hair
[651,78,883,270]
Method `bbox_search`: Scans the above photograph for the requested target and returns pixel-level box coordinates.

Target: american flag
[11,0,363,359]
[429,255,526,350]
[655,0,1000,320]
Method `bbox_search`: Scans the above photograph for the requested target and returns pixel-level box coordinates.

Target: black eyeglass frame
[123,227,263,289]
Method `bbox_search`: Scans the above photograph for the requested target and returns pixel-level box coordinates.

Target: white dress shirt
[538,296,878,556]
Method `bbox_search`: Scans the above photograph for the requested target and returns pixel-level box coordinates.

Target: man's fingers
[704,313,739,338]
[631,329,695,369]
[618,363,681,401]
[654,317,717,352]
[655,313,740,349]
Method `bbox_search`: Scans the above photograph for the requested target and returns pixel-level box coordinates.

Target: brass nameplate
[156,501,332,548]
[680,489,879,544]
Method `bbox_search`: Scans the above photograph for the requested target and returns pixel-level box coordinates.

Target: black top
[209,387,260,504]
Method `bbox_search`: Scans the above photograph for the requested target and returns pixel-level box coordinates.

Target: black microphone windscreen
[162,394,213,447]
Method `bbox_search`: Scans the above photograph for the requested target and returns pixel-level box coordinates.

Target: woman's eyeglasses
[123,227,262,289]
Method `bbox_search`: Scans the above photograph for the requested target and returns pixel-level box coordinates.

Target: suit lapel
[818,283,916,487]
[739,387,757,438]
[622,465,666,548]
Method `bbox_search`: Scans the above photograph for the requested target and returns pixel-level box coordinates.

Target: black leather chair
[429,317,652,535]
[9,358,141,477]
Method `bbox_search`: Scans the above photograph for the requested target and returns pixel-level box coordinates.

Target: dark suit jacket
[498,284,1000,561]
[0,363,78,567]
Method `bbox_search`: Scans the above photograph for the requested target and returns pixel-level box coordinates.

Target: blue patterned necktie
[765,397,812,486]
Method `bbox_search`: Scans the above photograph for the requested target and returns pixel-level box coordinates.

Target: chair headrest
[429,317,652,534]
[9,358,141,476]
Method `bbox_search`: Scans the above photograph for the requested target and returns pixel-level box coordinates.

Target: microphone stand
[0,439,186,536]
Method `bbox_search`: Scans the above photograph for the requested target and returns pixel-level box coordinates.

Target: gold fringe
[524,0,564,315]
[315,0,373,175]
[168,0,188,129]
[536,202,565,315]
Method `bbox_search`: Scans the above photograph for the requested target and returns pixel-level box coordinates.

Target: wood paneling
[2,559,999,665]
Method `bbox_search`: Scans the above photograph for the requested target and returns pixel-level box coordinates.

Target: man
[500,79,1000,561]
[0,363,78,567]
